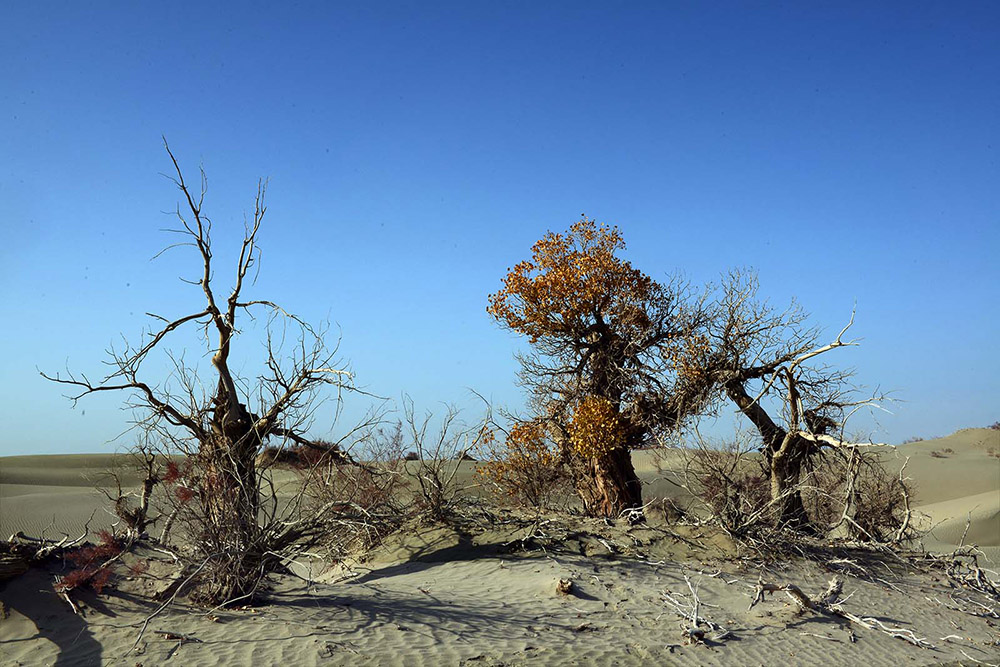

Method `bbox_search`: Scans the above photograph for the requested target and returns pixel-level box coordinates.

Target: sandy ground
[1,429,998,666]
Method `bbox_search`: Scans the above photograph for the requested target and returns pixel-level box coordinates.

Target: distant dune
[891,428,1000,559]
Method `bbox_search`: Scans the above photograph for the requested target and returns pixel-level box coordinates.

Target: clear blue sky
[2,2,997,455]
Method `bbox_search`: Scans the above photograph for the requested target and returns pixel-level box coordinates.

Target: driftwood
[1,522,94,583]
[749,575,933,648]
[916,543,1000,619]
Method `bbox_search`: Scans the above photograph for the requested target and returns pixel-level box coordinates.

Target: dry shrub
[154,445,357,605]
[850,460,916,542]
[685,445,770,536]
[804,451,918,543]
[398,400,489,523]
[476,421,569,511]
[302,426,409,557]
[55,530,123,595]
[674,437,917,546]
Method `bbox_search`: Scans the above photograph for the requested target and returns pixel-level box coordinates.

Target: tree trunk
[769,439,809,529]
[726,381,812,530]
[197,393,267,601]
[588,446,644,521]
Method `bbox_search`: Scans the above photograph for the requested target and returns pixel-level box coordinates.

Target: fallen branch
[661,573,733,644]
[749,575,933,648]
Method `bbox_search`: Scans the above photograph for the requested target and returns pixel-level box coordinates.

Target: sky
[1,2,997,456]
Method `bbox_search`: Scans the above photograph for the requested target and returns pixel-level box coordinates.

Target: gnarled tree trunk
[768,438,810,529]
[726,380,811,529]
[587,446,643,521]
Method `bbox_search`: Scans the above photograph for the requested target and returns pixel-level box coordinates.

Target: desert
[2,428,998,666]
[4,4,998,667]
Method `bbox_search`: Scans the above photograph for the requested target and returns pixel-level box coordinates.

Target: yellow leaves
[668,333,713,386]
[487,217,654,343]
[476,420,564,506]
[568,395,627,459]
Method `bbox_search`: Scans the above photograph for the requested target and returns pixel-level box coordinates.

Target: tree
[42,142,359,603]
[696,270,881,530]
[488,218,708,519]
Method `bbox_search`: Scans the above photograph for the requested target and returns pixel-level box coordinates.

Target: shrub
[303,430,408,558]
[477,421,569,511]
[690,448,770,535]
[850,461,916,542]
[804,451,918,543]
[397,400,490,523]
[55,530,124,595]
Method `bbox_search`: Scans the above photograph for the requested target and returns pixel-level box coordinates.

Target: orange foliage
[669,332,713,388]
[487,218,654,343]
[477,421,566,508]
[568,395,627,459]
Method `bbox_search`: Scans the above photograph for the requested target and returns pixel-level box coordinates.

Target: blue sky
[2,2,997,455]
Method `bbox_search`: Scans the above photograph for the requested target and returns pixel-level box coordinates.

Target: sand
[1,429,998,666]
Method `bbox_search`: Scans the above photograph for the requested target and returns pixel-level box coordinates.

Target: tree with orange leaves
[488,218,710,520]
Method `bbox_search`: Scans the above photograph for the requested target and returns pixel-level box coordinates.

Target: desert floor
[1,428,997,666]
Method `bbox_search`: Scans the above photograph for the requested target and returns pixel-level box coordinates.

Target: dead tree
[42,141,359,604]
[696,270,885,531]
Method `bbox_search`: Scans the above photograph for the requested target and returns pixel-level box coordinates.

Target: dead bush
[802,450,918,544]
[668,432,918,548]
[399,399,489,523]
[849,458,916,542]
[684,444,771,537]
[301,425,409,558]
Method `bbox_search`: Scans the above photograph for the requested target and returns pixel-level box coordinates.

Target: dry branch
[661,573,733,643]
[749,575,933,648]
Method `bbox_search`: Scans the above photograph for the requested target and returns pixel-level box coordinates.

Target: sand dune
[892,429,1000,560]
[1,430,998,666]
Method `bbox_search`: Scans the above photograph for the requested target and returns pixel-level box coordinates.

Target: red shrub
[56,531,124,595]
[175,485,196,504]
[163,460,182,484]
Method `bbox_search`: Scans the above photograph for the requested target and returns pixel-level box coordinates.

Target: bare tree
[692,270,887,531]
[42,141,361,603]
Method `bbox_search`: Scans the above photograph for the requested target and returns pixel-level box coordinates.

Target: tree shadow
[0,568,103,666]
[346,529,505,585]
[270,583,550,647]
